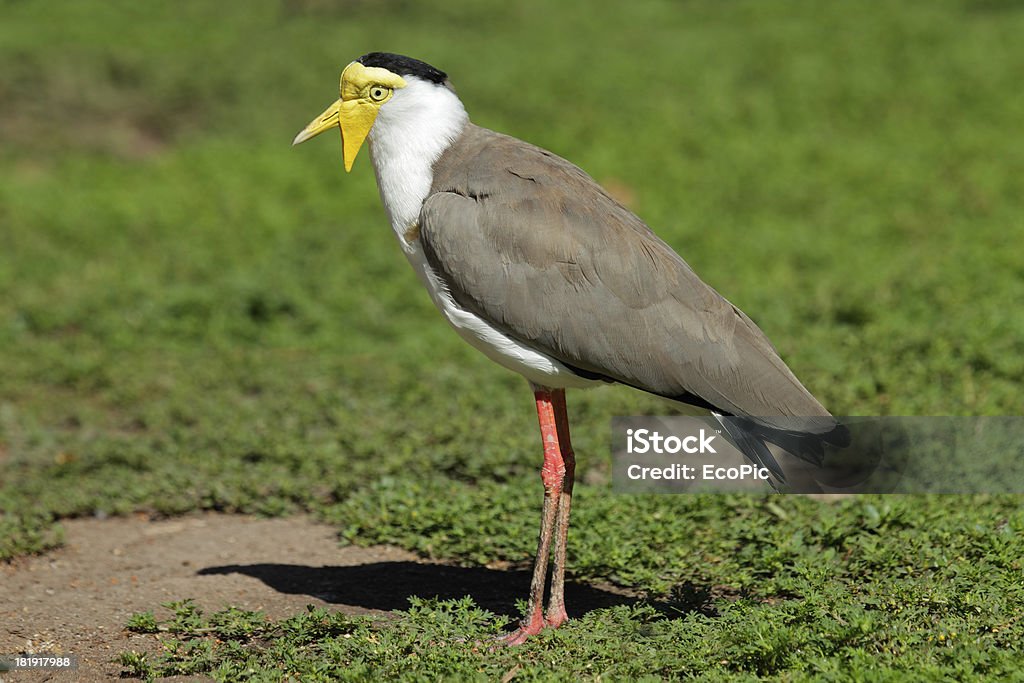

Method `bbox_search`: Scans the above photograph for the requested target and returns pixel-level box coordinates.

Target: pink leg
[500,386,565,646]
[545,389,575,628]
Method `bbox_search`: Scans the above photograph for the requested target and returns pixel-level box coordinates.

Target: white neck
[367,78,468,252]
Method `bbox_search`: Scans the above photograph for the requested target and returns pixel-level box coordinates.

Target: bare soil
[0,514,415,681]
[0,513,639,682]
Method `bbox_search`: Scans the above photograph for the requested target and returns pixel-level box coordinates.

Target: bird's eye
[368,86,391,102]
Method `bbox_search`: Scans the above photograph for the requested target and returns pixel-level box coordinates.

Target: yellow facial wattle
[292,61,407,172]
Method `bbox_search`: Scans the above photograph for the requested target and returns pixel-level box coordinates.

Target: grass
[2,0,1024,678]
[122,496,1024,678]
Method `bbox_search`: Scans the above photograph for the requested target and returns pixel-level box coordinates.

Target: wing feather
[421,124,836,433]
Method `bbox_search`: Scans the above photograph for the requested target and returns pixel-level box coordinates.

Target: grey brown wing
[420,131,834,433]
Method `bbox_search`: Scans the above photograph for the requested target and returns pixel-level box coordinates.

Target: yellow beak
[292,97,379,172]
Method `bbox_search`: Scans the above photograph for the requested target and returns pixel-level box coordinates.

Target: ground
[2,513,646,681]
[1,514,394,680]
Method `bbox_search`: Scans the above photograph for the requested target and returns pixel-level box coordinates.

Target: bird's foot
[496,608,570,646]
[496,610,547,647]
[544,605,569,629]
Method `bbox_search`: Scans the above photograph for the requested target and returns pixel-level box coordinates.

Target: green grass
[3,0,1024,678]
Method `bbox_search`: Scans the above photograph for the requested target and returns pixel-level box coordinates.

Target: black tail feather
[714,414,850,489]
[713,414,786,483]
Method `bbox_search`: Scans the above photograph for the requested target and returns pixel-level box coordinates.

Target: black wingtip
[717,416,852,484]
[824,422,852,448]
[714,415,786,486]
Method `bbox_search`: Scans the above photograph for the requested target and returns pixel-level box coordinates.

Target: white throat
[367,78,468,251]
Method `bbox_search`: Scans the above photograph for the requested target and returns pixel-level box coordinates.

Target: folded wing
[421,124,838,437]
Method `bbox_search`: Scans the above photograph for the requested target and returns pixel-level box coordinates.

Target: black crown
[357,52,447,84]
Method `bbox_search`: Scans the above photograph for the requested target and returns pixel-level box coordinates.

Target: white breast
[366,78,597,389]
[403,242,597,388]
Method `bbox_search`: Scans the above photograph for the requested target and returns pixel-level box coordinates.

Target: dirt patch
[0,513,417,681]
[0,513,642,682]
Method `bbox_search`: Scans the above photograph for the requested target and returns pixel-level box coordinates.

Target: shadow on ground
[198,561,713,619]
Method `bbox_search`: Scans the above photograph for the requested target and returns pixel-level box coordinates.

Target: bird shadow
[198,561,717,621]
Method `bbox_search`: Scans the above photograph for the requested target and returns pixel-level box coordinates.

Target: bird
[293,52,848,644]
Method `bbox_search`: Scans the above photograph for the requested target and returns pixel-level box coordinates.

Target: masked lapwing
[293,52,848,644]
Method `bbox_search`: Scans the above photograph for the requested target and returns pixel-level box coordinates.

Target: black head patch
[357,52,448,84]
